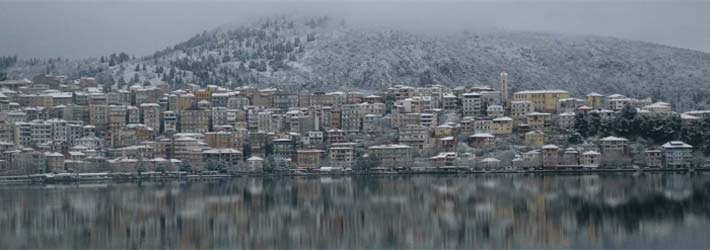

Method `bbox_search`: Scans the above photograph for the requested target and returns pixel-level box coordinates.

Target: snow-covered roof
[203,148,241,154]
[492,116,513,121]
[681,114,700,120]
[527,112,551,116]
[600,136,628,142]
[559,112,575,116]
[515,90,568,94]
[368,144,411,149]
[247,156,264,161]
[662,141,693,149]
[470,133,495,138]
[480,158,501,163]
[44,152,64,157]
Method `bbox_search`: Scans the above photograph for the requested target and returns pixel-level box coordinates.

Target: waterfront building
[329,142,356,168]
[295,149,324,169]
[542,144,560,168]
[662,141,693,168]
[367,144,413,168]
[580,151,601,168]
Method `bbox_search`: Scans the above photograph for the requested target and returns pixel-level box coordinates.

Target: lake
[1,173,709,249]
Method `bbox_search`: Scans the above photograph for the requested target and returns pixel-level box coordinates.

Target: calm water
[1,173,710,249]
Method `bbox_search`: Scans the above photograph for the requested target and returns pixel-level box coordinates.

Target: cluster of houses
[0,72,703,175]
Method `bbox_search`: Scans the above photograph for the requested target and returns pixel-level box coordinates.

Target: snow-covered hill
[4,16,710,110]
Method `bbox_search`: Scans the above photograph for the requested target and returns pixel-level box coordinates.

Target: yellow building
[492,117,513,135]
[526,112,552,130]
[295,149,324,169]
[176,93,195,112]
[194,89,211,100]
[205,131,235,148]
[525,130,545,146]
[513,90,569,113]
[586,93,605,109]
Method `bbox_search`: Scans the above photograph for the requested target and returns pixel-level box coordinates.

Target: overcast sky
[0,0,709,58]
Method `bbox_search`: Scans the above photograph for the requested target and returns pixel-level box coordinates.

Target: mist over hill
[3,16,710,110]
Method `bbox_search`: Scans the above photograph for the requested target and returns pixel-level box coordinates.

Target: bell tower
[500,71,509,105]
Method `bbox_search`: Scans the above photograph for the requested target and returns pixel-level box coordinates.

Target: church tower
[500,71,509,105]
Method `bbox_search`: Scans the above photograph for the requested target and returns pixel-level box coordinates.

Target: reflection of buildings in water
[664,174,692,200]
[0,174,709,248]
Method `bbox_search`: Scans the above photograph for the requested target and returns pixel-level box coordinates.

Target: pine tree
[574,113,590,138]
[131,73,140,84]
[117,76,126,89]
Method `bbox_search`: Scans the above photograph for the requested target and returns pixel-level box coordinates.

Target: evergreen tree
[573,113,590,138]
[256,61,267,72]
[131,73,140,84]
[117,76,127,89]
[207,160,227,173]
[353,154,382,172]
[179,162,193,173]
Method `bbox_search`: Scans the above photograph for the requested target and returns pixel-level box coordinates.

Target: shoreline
[1,167,708,185]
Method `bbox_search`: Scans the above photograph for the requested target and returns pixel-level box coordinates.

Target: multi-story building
[179,108,210,133]
[162,111,178,134]
[205,131,235,149]
[586,93,604,109]
[398,124,431,150]
[461,93,481,117]
[273,92,299,110]
[139,103,161,132]
[510,100,533,125]
[340,104,362,132]
[542,144,560,168]
[557,98,585,113]
[492,117,513,135]
[203,148,243,167]
[662,141,693,168]
[598,136,628,154]
[295,149,324,169]
[580,151,601,168]
[526,112,551,130]
[486,104,504,118]
[126,105,140,124]
[362,114,384,133]
[271,138,296,159]
[326,129,346,144]
[525,130,545,147]
[368,144,413,168]
[644,148,663,168]
[329,142,356,168]
[513,90,569,113]
[468,133,495,148]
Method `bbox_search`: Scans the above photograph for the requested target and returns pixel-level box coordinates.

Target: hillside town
[0,72,707,177]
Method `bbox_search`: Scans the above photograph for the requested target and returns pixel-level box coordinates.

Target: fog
[1,1,709,58]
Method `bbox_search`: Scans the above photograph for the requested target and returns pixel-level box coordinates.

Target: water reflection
[1,173,709,249]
